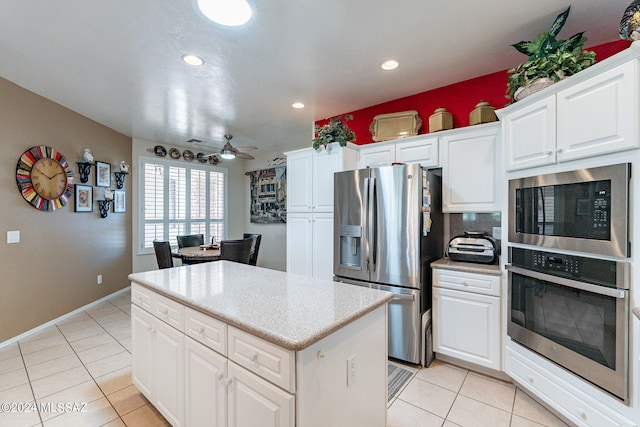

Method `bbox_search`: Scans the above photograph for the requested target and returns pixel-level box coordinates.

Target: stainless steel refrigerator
[334,164,443,365]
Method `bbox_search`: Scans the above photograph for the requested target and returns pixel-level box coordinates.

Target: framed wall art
[95,161,111,187]
[247,166,286,223]
[74,184,93,212]
[113,189,126,213]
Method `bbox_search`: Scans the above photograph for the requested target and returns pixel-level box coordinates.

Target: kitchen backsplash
[448,212,501,242]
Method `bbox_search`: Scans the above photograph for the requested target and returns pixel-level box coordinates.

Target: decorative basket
[514,78,556,101]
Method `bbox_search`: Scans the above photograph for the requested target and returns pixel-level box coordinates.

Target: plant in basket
[506,6,596,103]
[312,114,356,150]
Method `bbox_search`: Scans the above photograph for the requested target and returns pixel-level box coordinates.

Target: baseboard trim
[0,286,131,350]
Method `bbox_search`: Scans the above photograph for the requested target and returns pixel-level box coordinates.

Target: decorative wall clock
[15,146,74,211]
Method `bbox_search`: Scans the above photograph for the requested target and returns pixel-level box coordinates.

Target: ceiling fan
[204,134,257,160]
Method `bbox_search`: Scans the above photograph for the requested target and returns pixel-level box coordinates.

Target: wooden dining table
[172,245,221,264]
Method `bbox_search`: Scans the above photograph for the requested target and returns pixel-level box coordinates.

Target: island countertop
[128,261,392,351]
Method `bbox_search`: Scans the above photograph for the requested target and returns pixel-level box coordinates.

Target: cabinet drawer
[131,283,154,312]
[228,326,295,393]
[506,347,634,427]
[185,307,227,356]
[154,293,185,332]
[433,268,501,296]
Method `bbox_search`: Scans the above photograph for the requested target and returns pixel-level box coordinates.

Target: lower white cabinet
[432,268,501,370]
[185,336,226,427]
[286,212,334,280]
[132,305,184,426]
[228,361,294,427]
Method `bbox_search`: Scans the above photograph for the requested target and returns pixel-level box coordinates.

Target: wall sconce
[98,200,111,218]
[77,162,93,183]
[114,172,128,189]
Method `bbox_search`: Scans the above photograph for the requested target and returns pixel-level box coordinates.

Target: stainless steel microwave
[508,163,631,258]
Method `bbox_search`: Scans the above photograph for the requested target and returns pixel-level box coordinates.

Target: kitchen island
[128,261,392,427]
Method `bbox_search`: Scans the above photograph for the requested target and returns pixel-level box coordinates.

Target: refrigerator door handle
[369,177,377,272]
[363,177,370,272]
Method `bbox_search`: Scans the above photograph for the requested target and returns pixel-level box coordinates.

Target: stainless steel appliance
[446,231,498,264]
[334,165,443,365]
[507,247,629,400]
[508,163,630,257]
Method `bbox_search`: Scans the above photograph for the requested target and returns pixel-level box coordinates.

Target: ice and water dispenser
[338,225,362,269]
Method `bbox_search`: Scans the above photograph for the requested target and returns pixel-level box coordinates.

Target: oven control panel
[532,252,580,275]
[511,247,620,288]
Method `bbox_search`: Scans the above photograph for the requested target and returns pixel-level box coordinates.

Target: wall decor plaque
[369,110,422,142]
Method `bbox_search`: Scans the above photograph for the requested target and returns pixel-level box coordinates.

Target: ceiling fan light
[220,141,236,159]
[196,0,253,27]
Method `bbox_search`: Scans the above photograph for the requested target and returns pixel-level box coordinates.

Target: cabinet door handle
[577,409,587,420]
[224,378,233,388]
[217,373,224,382]
[527,375,534,384]
[556,147,563,153]
[251,352,259,363]
[160,307,168,315]
[545,150,553,155]
[198,327,205,335]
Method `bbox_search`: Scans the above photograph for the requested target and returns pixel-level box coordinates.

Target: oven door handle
[506,265,627,299]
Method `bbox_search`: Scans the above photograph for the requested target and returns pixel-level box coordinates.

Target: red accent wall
[317,40,631,145]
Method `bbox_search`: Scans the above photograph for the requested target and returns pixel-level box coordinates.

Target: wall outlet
[7,230,20,244]
[492,227,502,240]
[97,275,102,285]
[347,354,357,387]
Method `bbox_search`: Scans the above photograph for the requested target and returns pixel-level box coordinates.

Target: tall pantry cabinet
[284,144,358,280]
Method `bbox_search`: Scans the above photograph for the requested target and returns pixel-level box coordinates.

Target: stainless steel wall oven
[507,247,629,400]
[508,163,630,257]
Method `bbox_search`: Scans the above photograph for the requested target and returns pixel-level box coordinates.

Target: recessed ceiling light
[196,0,253,26]
[381,59,399,71]
[182,54,204,66]
[292,102,305,109]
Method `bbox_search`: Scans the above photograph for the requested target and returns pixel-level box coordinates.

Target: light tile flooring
[387,360,569,427]
[0,289,568,427]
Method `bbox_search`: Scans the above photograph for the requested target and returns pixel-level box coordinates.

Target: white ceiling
[0,0,630,155]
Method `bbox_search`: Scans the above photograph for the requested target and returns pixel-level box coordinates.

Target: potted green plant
[312,114,356,150]
[506,6,596,103]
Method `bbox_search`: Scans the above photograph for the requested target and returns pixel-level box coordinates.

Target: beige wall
[0,77,132,342]
[242,151,287,271]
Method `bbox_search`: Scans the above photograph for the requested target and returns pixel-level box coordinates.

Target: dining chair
[153,240,174,269]
[220,238,253,264]
[242,233,262,266]
[176,234,204,248]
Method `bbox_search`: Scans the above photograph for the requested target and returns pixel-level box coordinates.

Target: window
[139,157,227,252]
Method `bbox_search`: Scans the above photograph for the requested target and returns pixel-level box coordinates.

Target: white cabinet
[185,337,226,427]
[505,344,635,427]
[357,134,439,168]
[132,304,185,426]
[286,210,347,281]
[285,145,357,213]
[441,123,500,212]
[285,145,357,279]
[285,213,312,277]
[432,268,501,370]
[228,361,294,427]
[358,143,394,168]
[502,97,556,171]
[557,60,638,162]
[501,60,639,171]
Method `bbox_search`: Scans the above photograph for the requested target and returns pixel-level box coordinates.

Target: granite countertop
[431,258,502,276]
[128,261,392,352]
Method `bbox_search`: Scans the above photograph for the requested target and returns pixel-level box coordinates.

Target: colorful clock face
[16,146,74,211]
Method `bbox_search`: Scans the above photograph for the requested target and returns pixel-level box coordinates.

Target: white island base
[129,262,390,427]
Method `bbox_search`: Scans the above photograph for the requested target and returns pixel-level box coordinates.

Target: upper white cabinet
[500,59,639,171]
[557,60,638,161]
[441,123,500,212]
[502,97,556,171]
[285,144,358,213]
[358,134,439,168]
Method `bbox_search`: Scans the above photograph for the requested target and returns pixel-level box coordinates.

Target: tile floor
[0,288,568,427]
